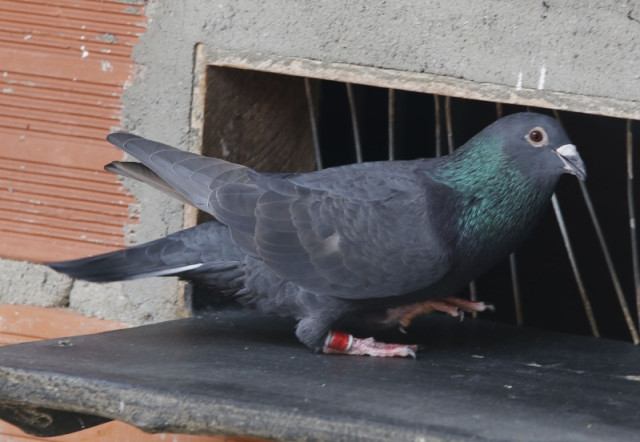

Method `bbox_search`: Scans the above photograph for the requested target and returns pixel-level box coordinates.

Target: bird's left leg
[297,316,417,358]
[323,330,418,358]
[387,297,495,332]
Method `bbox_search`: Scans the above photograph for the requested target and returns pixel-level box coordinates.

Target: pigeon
[48,112,586,357]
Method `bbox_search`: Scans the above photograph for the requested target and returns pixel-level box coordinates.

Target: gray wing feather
[247,172,452,299]
[105,161,192,205]
[107,132,250,213]
[106,133,452,300]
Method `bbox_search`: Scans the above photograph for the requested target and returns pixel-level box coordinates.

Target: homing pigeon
[49,112,586,358]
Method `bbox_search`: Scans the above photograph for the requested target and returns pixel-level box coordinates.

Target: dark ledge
[0,309,639,440]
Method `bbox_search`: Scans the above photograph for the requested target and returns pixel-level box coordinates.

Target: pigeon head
[487,112,586,182]
[432,112,587,259]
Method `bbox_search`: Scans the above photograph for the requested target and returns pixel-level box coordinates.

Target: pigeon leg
[388,297,495,331]
[323,330,418,358]
[442,297,495,314]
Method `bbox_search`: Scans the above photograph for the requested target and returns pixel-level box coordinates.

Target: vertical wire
[552,110,635,343]
[579,179,639,344]
[444,96,478,307]
[497,102,524,326]
[551,194,600,338]
[444,96,454,155]
[388,89,395,161]
[304,78,323,170]
[434,95,442,158]
[346,83,363,163]
[627,120,640,332]
[509,254,523,326]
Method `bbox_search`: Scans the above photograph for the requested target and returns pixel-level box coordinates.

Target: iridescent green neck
[432,134,553,254]
[435,134,508,192]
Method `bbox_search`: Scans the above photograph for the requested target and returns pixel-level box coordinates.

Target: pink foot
[441,297,495,316]
[323,330,418,358]
[387,297,495,331]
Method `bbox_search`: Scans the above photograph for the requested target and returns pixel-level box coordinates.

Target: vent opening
[187,65,640,344]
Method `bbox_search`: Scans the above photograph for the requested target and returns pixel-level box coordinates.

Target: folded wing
[107,133,452,300]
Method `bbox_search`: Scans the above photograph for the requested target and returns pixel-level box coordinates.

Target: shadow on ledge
[0,309,639,440]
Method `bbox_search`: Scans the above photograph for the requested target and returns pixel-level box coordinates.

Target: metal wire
[551,194,600,338]
[579,179,640,344]
[304,78,323,170]
[627,120,640,332]
[388,89,396,161]
[434,95,442,157]
[444,96,454,155]
[509,254,524,326]
[551,110,637,343]
[346,83,363,163]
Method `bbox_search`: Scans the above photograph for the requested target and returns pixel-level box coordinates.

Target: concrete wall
[4,0,638,325]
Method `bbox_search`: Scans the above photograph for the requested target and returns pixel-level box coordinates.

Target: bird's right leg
[387,297,495,332]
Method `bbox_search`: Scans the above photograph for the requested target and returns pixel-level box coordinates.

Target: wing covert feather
[107,133,452,299]
[248,171,452,299]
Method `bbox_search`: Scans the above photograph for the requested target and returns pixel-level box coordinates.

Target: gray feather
[105,161,192,205]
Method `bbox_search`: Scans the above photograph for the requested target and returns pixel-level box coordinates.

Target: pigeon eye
[526,127,548,147]
[530,130,543,142]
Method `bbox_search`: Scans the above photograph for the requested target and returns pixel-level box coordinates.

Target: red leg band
[325,330,353,351]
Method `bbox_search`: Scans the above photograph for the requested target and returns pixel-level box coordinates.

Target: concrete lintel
[201,46,640,121]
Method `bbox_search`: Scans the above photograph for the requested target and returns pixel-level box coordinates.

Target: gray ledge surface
[0,309,639,441]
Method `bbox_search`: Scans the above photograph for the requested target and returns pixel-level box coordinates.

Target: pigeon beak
[554,144,586,181]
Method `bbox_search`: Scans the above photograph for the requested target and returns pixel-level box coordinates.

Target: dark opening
[188,66,640,343]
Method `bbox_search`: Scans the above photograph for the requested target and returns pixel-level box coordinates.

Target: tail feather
[47,221,246,285]
[47,238,203,282]
[47,254,204,282]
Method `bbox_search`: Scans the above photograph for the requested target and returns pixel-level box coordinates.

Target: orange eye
[526,126,548,147]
